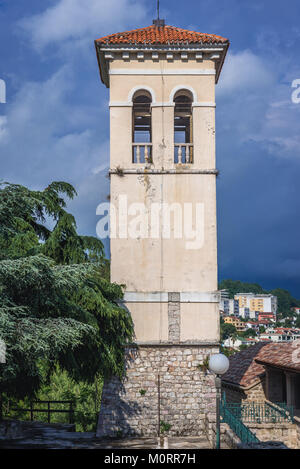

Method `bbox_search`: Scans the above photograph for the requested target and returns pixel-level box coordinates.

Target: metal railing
[223,400,294,424]
[174,144,193,164]
[132,143,152,163]
[220,398,260,444]
[9,400,76,424]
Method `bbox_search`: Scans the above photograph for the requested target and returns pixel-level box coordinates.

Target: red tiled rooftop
[222,343,267,388]
[222,342,300,388]
[255,342,300,372]
[95,24,229,46]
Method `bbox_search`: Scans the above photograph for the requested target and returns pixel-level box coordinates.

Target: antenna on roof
[153,0,165,27]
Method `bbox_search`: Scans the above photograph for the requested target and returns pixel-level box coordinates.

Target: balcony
[174,143,193,164]
[132,143,153,164]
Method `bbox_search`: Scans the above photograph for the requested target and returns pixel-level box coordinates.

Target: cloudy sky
[1,0,300,296]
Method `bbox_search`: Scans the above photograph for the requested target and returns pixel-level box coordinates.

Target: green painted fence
[223,400,293,424]
[220,398,260,445]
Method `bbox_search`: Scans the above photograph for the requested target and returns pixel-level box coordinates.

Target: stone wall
[246,379,267,401]
[203,412,241,449]
[97,345,219,438]
[168,293,180,342]
[202,408,215,445]
[247,422,298,449]
[222,378,266,404]
[294,416,300,449]
[220,423,241,449]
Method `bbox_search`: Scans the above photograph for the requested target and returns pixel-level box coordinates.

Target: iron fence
[220,399,260,444]
[223,400,293,424]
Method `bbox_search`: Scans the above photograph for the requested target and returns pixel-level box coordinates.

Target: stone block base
[97,345,218,438]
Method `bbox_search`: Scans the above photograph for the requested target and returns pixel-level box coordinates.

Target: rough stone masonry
[97,345,218,437]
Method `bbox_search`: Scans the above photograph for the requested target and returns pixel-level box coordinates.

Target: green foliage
[0,181,75,258]
[239,344,249,351]
[4,365,103,432]
[160,420,172,434]
[42,213,104,265]
[220,322,237,341]
[0,181,103,264]
[240,328,257,338]
[37,365,103,432]
[219,279,265,298]
[0,181,134,401]
[0,255,96,398]
[281,318,293,327]
[270,288,299,315]
[220,345,236,357]
[198,355,210,372]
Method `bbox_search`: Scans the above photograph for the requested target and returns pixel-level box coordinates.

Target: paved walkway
[0,420,222,449]
[92,436,215,449]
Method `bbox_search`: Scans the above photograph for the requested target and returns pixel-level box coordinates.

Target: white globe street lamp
[209,353,229,376]
[208,353,230,450]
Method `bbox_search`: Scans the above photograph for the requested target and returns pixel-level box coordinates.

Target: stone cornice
[126,342,220,347]
[109,168,219,175]
[99,44,226,52]
[109,101,216,108]
[95,41,229,87]
[109,68,216,76]
[121,291,220,303]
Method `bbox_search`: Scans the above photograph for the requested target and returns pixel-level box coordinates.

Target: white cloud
[217,50,274,96]
[216,49,300,159]
[0,116,8,141]
[1,63,107,186]
[1,1,150,239]
[247,85,300,158]
[19,0,147,50]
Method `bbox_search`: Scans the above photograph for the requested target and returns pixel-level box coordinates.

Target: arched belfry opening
[132,90,152,164]
[174,90,193,164]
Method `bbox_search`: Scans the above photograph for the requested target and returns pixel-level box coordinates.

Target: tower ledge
[95,24,229,86]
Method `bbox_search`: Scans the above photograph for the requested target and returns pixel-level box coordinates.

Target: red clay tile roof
[222,343,267,388]
[95,24,229,45]
[222,342,300,388]
[255,342,300,372]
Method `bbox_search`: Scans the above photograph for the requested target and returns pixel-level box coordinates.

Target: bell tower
[95,21,229,438]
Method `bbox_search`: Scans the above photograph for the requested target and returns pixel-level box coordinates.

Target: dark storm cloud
[1,0,300,295]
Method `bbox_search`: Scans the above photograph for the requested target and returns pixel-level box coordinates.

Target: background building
[224,316,246,332]
[220,297,239,316]
[219,291,277,321]
[235,293,277,319]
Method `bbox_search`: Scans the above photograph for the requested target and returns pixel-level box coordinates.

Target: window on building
[173,90,193,164]
[132,90,152,163]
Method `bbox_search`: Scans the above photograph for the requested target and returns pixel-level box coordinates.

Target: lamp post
[208,353,229,450]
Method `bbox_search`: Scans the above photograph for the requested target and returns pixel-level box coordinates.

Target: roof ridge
[95,24,229,44]
[222,341,300,388]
